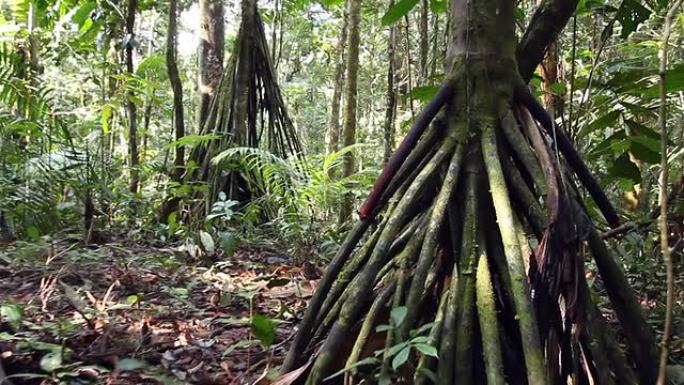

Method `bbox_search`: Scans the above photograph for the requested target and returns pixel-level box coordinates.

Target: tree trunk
[419,0,429,82]
[125,0,139,195]
[339,0,361,223]
[383,4,397,164]
[233,0,256,149]
[167,0,185,183]
[279,1,656,384]
[326,6,349,157]
[540,41,563,118]
[198,0,225,128]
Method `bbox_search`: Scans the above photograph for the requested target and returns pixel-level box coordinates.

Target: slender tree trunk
[141,16,157,161]
[339,0,362,223]
[430,12,439,77]
[383,4,397,164]
[540,42,562,118]
[271,0,279,65]
[167,0,185,182]
[326,6,349,157]
[198,0,225,128]
[125,0,139,195]
[403,16,415,119]
[233,0,256,147]
[656,3,682,385]
[419,0,429,82]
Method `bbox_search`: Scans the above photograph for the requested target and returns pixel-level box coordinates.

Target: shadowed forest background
[0,0,683,384]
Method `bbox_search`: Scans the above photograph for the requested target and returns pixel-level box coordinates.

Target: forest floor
[0,236,683,385]
[0,237,321,385]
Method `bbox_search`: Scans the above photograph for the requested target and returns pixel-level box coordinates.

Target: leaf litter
[0,238,320,384]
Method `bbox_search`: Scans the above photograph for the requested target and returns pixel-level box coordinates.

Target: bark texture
[326,7,349,157]
[278,1,656,385]
[198,0,225,127]
[167,0,185,182]
[125,0,139,195]
[339,0,362,223]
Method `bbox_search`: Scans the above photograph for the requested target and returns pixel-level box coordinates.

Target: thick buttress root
[279,70,655,384]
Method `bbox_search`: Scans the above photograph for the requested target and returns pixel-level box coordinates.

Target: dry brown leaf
[266,361,312,385]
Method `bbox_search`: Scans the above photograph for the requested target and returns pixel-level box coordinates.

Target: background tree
[198,0,225,127]
[126,0,139,196]
[339,0,361,223]
[325,5,348,158]
[167,0,185,183]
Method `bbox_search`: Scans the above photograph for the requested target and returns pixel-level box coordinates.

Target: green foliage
[211,145,376,259]
[251,313,277,347]
[616,0,651,38]
[381,0,418,26]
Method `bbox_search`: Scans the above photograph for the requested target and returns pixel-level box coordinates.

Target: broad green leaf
[375,324,392,332]
[616,0,651,38]
[578,110,621,139]
[405,85,440,102]
[381,0,419,26]
[388,341,410,357]
[1,304,23,330]
[642,64,684,97]
[251,314,276,347]
[72,1,97,27]
[410,336,431,343]
[101,105,112,134]
[165,134,221,149]
[40,352,62,372]
[126,294,140,305]
[392,346,411,370]
[414,343,438,358]
[390,306,408,326]
[220,232,236,257]
[199,231,215,254]
[621,102,657,120]
[608,153,641,183]
[429,0,447,13]
[628,141,660,164]
[318,0,345,6]
[628,135,660,153]
[589,131,628,158]
[625,120,660,140]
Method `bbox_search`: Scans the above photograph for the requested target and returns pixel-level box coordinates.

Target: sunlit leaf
[39,352,62,372]
[199,231,215,254]
[72,1,97,27]
[381,0,419,26]
[405,85,440,102]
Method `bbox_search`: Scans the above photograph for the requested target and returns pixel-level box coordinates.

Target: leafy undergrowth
[0,238,320,385]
